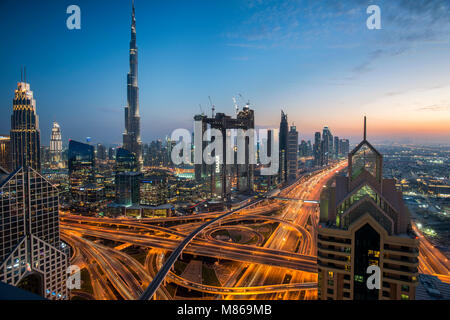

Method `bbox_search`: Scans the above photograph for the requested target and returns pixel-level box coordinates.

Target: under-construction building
[194,104,255,202]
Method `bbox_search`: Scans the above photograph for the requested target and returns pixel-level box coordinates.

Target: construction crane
[199,104,204,116]
[208,96,215,117]
[233,93,248,115]
[232,96,239,115]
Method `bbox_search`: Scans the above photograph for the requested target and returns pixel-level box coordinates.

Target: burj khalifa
[123,1,143,168]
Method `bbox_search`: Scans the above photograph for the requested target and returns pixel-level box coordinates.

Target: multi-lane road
[62,161,449,300]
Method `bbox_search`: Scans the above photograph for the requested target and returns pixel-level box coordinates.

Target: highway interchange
[61,161,450,300]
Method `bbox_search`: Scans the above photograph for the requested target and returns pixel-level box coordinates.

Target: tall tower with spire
[123,0,143,169]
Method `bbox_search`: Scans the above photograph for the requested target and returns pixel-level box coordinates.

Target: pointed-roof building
[10,75,41,172]
[318,117,419,300]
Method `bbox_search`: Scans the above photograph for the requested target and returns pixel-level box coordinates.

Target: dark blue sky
[1,0,450,146]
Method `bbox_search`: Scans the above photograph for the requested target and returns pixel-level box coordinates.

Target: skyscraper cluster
[313,126,349,167]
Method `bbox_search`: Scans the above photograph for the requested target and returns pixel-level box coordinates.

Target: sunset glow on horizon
[1,0,449,145]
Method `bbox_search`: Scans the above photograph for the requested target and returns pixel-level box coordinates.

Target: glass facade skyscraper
[0,167,68,300]
[115,148,141,206]
[68,140,104,213]
[68,140,95,186]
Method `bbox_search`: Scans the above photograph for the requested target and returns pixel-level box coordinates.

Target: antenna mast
[364,116,367,140]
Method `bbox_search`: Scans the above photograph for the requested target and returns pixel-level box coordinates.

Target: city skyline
[1,0,449,145]
[1,1,449,303]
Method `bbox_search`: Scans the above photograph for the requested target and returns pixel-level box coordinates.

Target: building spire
[132,0,135,25]
[363,116,367,140]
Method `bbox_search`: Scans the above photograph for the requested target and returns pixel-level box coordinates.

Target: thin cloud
[416,105,450,112]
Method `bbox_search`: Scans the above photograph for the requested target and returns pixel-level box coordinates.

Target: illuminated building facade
[175,179,202,203]
[140,172,169,206]
[318,117,419,300]
[122,2,143,168]
[0,136,11,171]
[0,167,68,300]
[49,122,63,168]
[68,140,105,214]
[10,81,41,171]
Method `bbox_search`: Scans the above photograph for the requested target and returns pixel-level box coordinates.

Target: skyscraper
[322,126,332,166]
[123,1,143,169]
[115,148,141,206]
[108,147,116,161]
[334,136,339,159]
[279,110,288,183]
[287,125,298,182]
[340,139,350,156]
[10,80,41,171]
[299,140,308,157]
[0,167,69,300]
[50,122,63,167]
[96,144,107,161]
[314,131,321,167]
[318,117,419,300]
